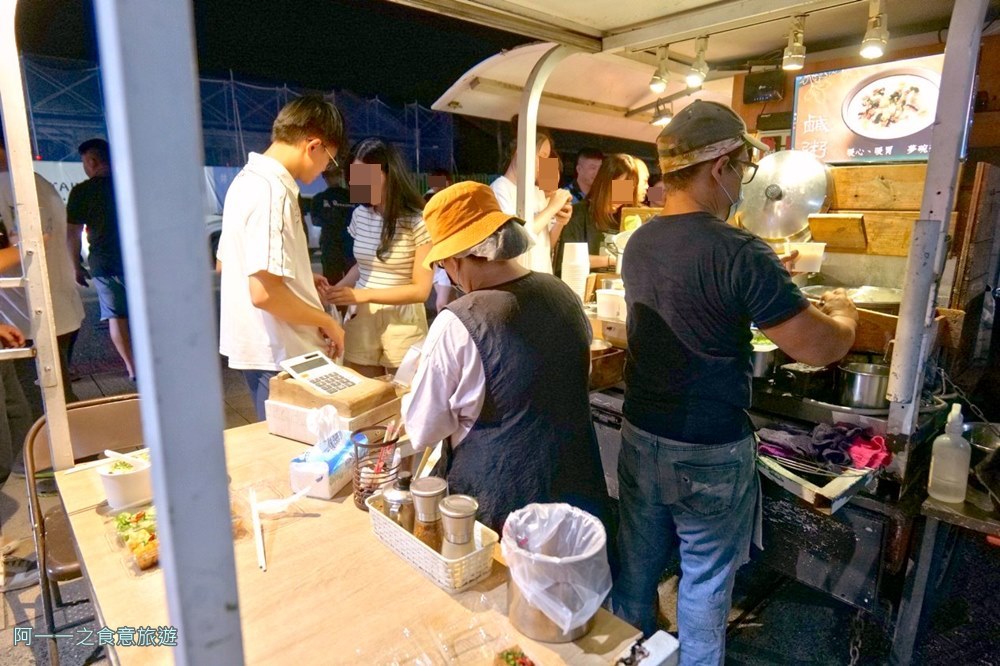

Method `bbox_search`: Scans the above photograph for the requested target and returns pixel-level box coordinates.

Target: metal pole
[92,1,243,663]
[887,0,988,435]
[515,44,572,224]
[0,0,72,470]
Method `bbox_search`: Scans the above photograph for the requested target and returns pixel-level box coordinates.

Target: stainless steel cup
[439,494,478,544]
[410,476,448,522]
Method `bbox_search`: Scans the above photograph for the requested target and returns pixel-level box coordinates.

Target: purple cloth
[757,422,874,470]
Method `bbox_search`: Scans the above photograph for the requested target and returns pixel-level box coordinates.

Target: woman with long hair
[490,127,572,274]
[326,138,432,377]
[555,153,640,273]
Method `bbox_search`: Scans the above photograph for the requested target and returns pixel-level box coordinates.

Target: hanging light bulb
[686,36,709,88]
[651,100,673,127]
[860,0,889,59]
[649,46,669,94]
[782,15,807,71]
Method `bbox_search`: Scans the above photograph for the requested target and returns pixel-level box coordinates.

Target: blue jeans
[241,370,277,422]
[612,419,758,666]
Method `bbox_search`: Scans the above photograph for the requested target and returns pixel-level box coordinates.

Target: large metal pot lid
[801,285,903,304]
[737,150,833,242]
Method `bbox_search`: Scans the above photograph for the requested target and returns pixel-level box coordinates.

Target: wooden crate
[829,164,929,211]
[268,370,397,417]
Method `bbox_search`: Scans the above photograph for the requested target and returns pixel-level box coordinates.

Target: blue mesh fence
[21,56,453,171]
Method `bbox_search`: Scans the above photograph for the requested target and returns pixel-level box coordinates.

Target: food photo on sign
[791,53,945,163]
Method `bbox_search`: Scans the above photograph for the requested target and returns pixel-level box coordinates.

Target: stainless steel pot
[507,575,596,643]
[837,363,890,409]
[751,346,778,378]
[963,422,1000,468]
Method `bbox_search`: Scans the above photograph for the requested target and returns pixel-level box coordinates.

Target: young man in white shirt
[218,96,346,420]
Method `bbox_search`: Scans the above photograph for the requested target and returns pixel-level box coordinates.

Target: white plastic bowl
[96,462,153,510]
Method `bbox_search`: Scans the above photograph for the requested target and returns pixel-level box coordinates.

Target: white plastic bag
[500,503,612,634]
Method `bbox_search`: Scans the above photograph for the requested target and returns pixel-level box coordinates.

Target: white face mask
[716,163,744,221]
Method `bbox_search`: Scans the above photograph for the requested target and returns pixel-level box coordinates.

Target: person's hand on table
[778,249,800,276]
[0,324,26,348]
[818,288,859,323]
[319,317,345,359]
[325,286,368,306]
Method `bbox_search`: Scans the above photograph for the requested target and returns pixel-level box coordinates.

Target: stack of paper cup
[560,243,589,301]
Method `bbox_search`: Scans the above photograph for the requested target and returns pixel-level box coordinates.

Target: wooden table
[890,487,1000,664]
[55,422,639,665]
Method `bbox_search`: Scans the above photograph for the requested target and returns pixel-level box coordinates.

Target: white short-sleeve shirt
[217,152,325,371]
[0,171,85,336]
[490,175,552,274]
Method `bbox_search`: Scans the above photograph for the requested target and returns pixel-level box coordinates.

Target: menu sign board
[791,54,945,163]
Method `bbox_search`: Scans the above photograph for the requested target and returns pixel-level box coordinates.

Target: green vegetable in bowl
[106,451,150,475]
[751,329,774,347]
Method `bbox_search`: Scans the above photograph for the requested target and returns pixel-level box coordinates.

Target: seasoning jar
[383,472,415,533]
[410,476,448,552]
[439,494,479,560]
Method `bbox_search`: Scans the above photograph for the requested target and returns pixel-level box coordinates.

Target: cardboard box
[265,397,402,445]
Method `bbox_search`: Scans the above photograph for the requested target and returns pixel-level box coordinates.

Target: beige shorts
[343,302,428,369]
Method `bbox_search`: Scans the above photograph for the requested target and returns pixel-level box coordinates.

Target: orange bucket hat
[422,181,519,269]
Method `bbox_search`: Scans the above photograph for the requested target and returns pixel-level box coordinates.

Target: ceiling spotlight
[649,47,669,94]
[652,100,673,127]
[782,15,807,71]
[686,36,709,88]
[860,0,888,59]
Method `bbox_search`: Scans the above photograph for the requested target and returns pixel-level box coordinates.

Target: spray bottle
[928,404,971,503]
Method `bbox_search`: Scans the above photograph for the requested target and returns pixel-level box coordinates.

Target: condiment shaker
[410,476,448,552]
[383,471,415,533]
[439,494,479,560]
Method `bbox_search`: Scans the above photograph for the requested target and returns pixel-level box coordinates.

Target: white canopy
[432,42,733,142]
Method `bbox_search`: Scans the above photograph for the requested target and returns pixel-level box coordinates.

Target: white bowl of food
[96,453,152,510]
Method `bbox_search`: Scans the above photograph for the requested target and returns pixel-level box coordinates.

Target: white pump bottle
[927,404,971,503]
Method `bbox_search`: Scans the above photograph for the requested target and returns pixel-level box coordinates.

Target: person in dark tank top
[403,181,610,538]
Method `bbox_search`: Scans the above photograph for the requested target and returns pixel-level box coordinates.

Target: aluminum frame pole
[515,44,572,225]
[887,0,988,436]
[0,0,72,470]
[92,1,243,663]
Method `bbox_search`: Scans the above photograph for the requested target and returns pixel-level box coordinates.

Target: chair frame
[24,393,142,666]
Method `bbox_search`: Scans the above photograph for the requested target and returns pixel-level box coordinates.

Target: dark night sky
[15,0,530,106]
[13,1,648,171]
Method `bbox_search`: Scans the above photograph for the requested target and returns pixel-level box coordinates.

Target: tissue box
[289,432,354,500]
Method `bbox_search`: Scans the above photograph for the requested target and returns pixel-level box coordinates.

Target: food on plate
[114,503,245,570]
[116,507,159,569]
[856,81,923,130]
[495,646,535,666]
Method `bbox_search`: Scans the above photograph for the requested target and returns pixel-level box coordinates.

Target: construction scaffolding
[22,55,454,171]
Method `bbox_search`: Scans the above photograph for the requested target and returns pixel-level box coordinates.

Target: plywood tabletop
[55,422,639,665]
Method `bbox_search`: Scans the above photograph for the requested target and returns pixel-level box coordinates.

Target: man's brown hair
[271,96,346,151]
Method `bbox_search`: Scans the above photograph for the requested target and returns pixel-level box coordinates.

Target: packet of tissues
[290,406,354,499]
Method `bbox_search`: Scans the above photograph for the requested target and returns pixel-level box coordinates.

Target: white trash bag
[501,503,612,634]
